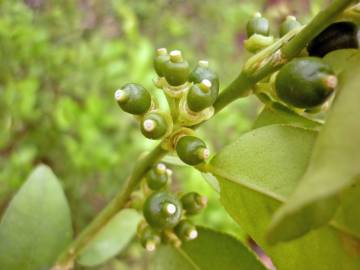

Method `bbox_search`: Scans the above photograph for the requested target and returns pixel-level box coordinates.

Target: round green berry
[174,220,198,241]
[307,21,359,57]
[275,57,337,109]
[114,83,151,115]
[163,50,190,86]
[181,192,207,215]
[176,136,209,165]
[154,48,170,77]
[146,163,169,190]
[189,60,219,104]
[187,79,214,112]
[141,111,170,140]
[279,16,301,37]
[246,13,270,38]
[143,191,182,230]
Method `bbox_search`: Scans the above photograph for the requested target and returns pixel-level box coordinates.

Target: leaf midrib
[209,164,360,241]
[174,247,201,270]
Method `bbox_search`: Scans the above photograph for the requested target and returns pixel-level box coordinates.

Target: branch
[213,0,355,113]
[55,142,167,268]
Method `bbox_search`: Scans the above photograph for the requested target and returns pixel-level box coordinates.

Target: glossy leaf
[268,55,360,243]
[0,165,73,270]
[77,209,141,267]
[210,125,360,269]
[153,227,266,270]
[253,102,321,129]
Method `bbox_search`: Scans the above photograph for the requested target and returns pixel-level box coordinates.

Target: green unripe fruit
[141,111,170,140]
[187,79,214,112]
[114,83,151,115]
[280,16,301,37]
[189,60,220,103]
[143,191,182,230]
[139,226,161,252]
[275,57,337,109]
[163,50,190,86]
[154,48,170,77]
[246,12,270,38]
[181,192,208,215]
[176,136,209,165]
[307,21,359,57]
[175,220,198,241]
[146,163,169,190]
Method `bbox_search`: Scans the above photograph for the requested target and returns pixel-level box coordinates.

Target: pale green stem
[166,94,180,120]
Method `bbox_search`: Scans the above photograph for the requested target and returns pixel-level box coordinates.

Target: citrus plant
[1,1,360,270]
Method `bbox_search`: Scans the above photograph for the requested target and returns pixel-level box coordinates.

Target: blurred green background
[0,0,328,269]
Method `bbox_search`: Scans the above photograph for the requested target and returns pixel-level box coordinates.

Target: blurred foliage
[0,0,329,269]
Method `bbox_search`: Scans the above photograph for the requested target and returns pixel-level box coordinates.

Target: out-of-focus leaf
[253,102,322,129]
[0,165,73,270]
[201,172,220,193]
[77,209,141,267]
[268,55,360,243]
[153,227,266,270]
[162,155,187,166]
[210,125,360,269]
[323,49,359,74]
[333,179,360,238]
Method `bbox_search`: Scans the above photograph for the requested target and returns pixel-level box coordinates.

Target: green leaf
[201,172,220,193]
[323,49,359,74]
[0,165,73,270]
[162,155,187,166]
[210,125,360,269]
[268,55,360,243]
[253,102,321,129]
[153,227,266,270]
[333,179,360,238]
[77,209,141,267]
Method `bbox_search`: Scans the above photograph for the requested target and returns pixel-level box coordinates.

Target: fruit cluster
[114,48,216,251]
[113,11,360,253]
[137,162,207,251]
[115,48,218,166]
[246,13,359,110]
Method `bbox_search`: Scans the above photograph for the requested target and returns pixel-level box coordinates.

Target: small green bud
[141,111,171,140]
[163,50,190,86]
[279,16,302,37]
[275,57,337,109]
[139,225,161,252]
[146,163,169,190]
[246,12,270,38]
[174,220,198,241]
[143,191,182,230]
[114,83,151,115]
[154,48,170,77]
[176,136,209,165]
[307,21,359,57]
[181,192,207,215]
[189,60,220,104]
[187,79,214,112]
[244,34,275,53]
